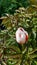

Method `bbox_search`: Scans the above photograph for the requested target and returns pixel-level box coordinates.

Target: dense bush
[0,7,37,65]
[0,0,30,17]
[0,0,37,65]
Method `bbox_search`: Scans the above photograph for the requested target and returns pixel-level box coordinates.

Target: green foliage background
[0,0,37,65]
[0,0,30,16]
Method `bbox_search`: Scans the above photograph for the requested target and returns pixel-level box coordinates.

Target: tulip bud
[16,27,28,44]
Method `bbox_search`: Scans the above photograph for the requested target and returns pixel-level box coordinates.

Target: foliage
[0,0,32,17]
[0,7,37,65]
